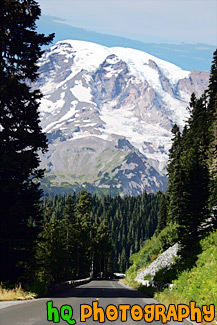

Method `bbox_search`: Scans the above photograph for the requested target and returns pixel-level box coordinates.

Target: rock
[135,243,179,282]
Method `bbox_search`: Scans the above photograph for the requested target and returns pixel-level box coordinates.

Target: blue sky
[37,0,217,45]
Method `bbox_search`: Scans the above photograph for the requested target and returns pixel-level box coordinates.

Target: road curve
[0,280,188,324]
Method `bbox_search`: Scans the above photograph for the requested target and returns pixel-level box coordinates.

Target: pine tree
[178,142,209,250]
[156,192,168,234]
[208,50,217,207]
[167,95,211,253]
[167,124,186,225]
[209,108,217,208]
[95,219,112,277]
[183,94,211,242]
[35,214,66,285]
[39,191,161,275]
[74,190,91,278]
[120,248,127,273]
[208,50,217,115]
[62,194,76,278]
[0,0,54,281]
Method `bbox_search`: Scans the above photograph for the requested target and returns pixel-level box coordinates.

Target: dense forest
[156,50,217,255]
[36,190,160,285]
[125,51,217,319]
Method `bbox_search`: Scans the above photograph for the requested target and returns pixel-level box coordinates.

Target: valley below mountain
[36,40,209,195]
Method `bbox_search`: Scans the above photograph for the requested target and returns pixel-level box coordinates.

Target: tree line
[156,50,217,256]
[36,190,160,285]
[36,190,112,285]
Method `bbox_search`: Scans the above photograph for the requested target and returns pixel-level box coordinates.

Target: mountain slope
[35,40,209,195]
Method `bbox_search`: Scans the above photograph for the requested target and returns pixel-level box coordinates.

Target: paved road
[0,280,188,324]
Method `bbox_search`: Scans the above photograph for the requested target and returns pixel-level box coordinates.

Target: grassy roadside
[123,229,217,325]
[121,278,217,325]
[0,284,37,301]
[154,230,217,324]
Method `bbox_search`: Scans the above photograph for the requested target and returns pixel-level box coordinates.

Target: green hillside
[124,49,217,324]
[155,230,217,314]
[124,229,217,323]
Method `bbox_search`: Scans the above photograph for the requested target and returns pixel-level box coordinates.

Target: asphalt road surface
[0,280,188,325]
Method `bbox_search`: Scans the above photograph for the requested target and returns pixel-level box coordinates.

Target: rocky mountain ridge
[35,40,209,195]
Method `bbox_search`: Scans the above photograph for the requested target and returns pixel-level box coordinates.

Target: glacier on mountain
[35,40,209,195]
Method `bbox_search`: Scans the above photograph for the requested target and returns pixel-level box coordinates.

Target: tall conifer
[167,124,186,224]
[208,50,217,207]
[0,0,54,281]
[156,193,168,234]
[74,190,91,278]
[62,194,76,278]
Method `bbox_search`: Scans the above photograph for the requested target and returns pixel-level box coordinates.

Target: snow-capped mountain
[36,40,209,195]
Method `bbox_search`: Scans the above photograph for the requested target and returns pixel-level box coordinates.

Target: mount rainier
[36,40,209,195]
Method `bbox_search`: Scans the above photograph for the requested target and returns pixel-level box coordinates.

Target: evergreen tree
[167,124,186,224]
[62,194,76,278]
[97,219,112,277]
[182,94,211,244]
[208,50,217,207]
[74,190,91,278]
[167,94,212,252]
[35,214,66,285]
[208,49,217,115]
[209,108,217,208]
[156,192,168,234]
[0,0,54,281]
[91,218,112,278]
[120,248,127,273]
[178,143,209,250]
[39,190,160,276]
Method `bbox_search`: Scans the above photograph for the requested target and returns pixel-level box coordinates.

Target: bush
[30,282,48,297]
